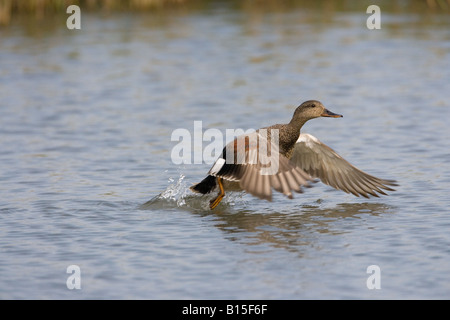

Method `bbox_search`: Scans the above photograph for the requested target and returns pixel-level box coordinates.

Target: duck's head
[291,100,342,124]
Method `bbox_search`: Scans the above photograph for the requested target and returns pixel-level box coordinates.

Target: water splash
[140,173,187,209]
[139,173,247,211]
[140,173,214,210]
[159,174,190,206]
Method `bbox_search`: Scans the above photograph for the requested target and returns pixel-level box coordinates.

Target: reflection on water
[210,202,394,254]
[142,175,395,255]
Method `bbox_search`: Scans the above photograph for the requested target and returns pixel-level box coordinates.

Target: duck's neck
[278,121,304,158]
[288,117,307,133]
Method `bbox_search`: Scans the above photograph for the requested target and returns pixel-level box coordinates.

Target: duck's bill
[321,109,343,118]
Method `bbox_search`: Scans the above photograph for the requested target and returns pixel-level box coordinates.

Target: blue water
[1,3,449,299]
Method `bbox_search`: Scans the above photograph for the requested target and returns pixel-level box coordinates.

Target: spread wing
[291,133,397,198]
[208,130,312,201]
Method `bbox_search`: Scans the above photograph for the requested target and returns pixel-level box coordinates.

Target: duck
[190,100,397,209]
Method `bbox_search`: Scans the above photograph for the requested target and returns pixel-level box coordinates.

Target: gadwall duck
[191,100,397,209]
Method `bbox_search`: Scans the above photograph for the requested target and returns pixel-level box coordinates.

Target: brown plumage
[190,100,397,209]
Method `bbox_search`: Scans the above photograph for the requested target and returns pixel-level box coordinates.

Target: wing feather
[291,133,397,197]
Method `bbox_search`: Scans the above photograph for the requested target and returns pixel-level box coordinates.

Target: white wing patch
[297,133,320,148]
[208,158,226,176]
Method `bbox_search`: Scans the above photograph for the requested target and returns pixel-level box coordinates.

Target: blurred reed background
[0,0,188,25]
[0,0,449,26]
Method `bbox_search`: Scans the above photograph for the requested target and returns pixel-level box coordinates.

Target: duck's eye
[311,104,316,108]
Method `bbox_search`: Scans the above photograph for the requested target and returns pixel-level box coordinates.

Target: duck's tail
[190,175,217,194]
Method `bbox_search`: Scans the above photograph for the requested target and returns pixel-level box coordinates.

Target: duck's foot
[209,178,225,210]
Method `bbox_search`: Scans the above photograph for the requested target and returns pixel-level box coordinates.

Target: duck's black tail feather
[190,175,217,194]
